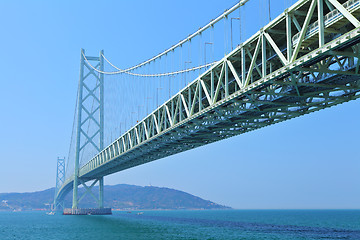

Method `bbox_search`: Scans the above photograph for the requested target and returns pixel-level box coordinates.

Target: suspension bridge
[53,0,360,214]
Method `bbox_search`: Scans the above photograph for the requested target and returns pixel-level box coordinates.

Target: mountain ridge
[0,184,230,211]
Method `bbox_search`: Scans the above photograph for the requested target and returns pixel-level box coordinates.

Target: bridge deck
[57,0,360,202]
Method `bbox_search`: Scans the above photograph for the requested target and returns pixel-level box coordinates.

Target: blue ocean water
[0,210,359,239]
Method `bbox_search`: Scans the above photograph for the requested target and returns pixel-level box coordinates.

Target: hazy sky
[0,0,359,209]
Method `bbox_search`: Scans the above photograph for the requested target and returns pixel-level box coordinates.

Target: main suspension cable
[83,52,217,76]
[81,0,249,76]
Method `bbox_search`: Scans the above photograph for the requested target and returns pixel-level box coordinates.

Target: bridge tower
[53,157,66,210]
[72,49,105,210]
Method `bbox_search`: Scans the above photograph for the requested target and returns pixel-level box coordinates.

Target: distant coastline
[0,184,231,211]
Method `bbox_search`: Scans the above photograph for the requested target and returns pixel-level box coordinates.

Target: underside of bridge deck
[56,0,360,206]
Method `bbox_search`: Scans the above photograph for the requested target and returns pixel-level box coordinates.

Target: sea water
[0,210,359,239]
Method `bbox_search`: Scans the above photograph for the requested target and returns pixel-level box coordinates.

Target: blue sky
[0,0,359,209]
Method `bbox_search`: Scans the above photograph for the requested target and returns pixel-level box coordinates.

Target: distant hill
[0,184,230,211]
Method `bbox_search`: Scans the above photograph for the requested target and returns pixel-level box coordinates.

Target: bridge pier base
[63,207,112,215]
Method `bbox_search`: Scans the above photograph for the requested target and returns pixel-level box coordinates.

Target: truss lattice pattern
[56,0,360,202]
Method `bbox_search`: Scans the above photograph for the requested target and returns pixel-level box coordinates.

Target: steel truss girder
[57,0,360,201]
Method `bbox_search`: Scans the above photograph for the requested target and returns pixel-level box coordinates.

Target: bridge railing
[292,0,360,45]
